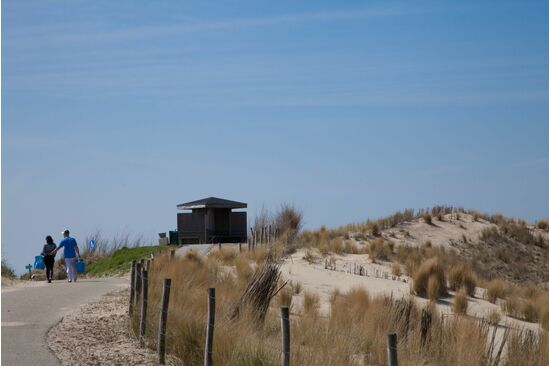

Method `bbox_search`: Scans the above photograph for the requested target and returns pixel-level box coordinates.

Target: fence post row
[158,278,172,365]
[387,332,398,366]
[129,260,136,314]
[204,288,216,366]
[280,306,290,366]
[140,269,149,346]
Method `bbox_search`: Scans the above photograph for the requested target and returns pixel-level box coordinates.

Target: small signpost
[25,264,32,280]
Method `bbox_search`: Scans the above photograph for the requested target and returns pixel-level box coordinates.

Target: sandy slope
[381,214,495,248]
[281,248,541,334]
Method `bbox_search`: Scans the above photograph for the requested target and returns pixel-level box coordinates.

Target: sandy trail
[47,288,181,366]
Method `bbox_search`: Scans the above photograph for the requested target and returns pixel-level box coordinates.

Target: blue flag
[89,240,95,250]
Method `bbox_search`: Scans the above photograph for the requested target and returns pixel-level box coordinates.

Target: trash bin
[169,231,179,245]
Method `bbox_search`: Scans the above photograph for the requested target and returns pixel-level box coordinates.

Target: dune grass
[131,249,547,366]
[412,258,447,299]
[1,259,16,279]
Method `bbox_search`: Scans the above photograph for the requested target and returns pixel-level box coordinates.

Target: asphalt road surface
[2,277,128,366]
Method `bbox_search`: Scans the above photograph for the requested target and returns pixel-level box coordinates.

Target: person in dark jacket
[41,235,57,283]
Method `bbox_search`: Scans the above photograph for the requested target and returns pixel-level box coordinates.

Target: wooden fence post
[170,249,175,259]
[387,332,398,366]
[204,288,216,366]
[259,226,263,244]
[134,262,142,305]
[239,242,242,253]
[129,260,136,315]
[140,269,148,346]
[158,278,172,365]
[280,306,290,366]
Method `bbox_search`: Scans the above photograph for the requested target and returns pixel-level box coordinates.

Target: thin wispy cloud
[6,5,412,47]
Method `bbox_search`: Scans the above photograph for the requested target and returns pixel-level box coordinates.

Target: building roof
[177,197,247,210]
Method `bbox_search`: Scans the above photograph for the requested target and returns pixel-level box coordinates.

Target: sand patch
[47,289,181,366]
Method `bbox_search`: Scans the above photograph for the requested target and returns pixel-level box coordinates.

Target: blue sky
[2,0,548,273]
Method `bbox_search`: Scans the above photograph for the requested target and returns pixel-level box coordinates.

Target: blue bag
[76,259,86,273]
[34,256,45,270]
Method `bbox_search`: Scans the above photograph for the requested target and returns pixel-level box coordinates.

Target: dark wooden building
[177,197,247,244]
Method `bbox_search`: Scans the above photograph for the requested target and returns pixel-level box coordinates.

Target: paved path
[2,277,129,366]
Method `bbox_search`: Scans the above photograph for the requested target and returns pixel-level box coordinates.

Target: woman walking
[41,235,57,283]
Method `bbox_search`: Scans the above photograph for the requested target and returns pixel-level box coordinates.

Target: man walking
[51,229,81,283]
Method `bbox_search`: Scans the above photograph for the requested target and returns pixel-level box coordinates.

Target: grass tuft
[413,258,447,299]
[453,290,468,315]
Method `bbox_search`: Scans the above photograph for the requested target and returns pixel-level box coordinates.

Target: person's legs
[44,256,54,282]
[70,258,77,282]
[65,257,75,282]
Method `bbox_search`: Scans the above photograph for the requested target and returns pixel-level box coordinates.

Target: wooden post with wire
[204,288,216,366]
[129,260,136,314]
[158,278,172,365]
[280,306,290,366]
[134,262,142,305]
[139,269,148,346]
[387,332,398,366]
